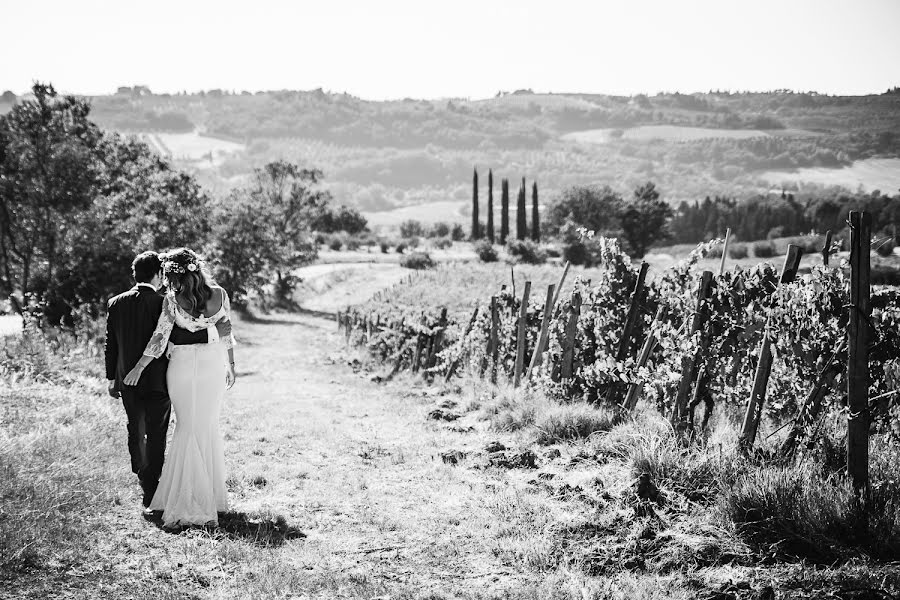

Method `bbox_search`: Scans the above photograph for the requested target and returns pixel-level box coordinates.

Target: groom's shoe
[141,482,158,508]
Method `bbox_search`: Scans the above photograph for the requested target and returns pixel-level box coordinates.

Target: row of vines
[338,234,900,453]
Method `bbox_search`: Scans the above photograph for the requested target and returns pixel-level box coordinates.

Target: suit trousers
[121,388,171,492]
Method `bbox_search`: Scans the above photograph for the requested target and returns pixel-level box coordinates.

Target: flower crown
[162,256,202,275]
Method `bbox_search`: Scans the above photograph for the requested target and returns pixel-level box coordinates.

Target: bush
[430,222,451,238]
[400,251,435,270]
[728,242,749,259]
[450,223,466,241]
[379,239,391,253]
[395,242,407,254]
[345,237,360,251]
[752,240,776,258]
[400,219,424,238]
[328,237,343,251]
[545,246,561,259]
[506,239,547,264]
[474,240,498,262]
[432,236,452,250]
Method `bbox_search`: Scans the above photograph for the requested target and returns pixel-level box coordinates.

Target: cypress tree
[531,181,540,242]
[516,177,527,240]
[471,167,479,240]
[487,169,495,243]
[500,178,509,244]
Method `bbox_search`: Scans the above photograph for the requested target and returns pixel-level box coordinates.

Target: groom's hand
[107,380,119,399]
[215,318,232,339]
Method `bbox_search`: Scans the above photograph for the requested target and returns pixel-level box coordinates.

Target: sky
[2,0,899,99]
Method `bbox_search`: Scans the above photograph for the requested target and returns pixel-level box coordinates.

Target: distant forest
[2,86,898,221]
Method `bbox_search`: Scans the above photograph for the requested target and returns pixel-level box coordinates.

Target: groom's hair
[132,251,162,283]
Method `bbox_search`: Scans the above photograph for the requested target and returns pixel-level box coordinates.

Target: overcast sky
[2,0,898,99]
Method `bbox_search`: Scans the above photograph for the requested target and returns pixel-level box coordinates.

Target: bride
[123,248,236,528]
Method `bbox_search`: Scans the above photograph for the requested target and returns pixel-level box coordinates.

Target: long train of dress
[149,342,229,526]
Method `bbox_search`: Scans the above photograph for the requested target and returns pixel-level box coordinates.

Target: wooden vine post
[605,262,649,404]
[526,284,556,381]
[822,230,833,267]
[513,281,531,387]
[670,270,714,426]
[719,228,732,275]
[623,306,665,412]
[847,211,871,496]
[739,244,803,450]
[560,292,581,381]
[490,296,500,383]
[445,306,480,382]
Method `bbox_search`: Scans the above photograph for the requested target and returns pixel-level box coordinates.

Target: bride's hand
[226,364,236,389]
[123,365,144,386]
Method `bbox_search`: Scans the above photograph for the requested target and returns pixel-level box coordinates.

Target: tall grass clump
[534,402,621,445]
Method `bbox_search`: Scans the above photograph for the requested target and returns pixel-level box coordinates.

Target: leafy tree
[0,83,211,320]
[619,182,672,257]
[400,219,425,238]
[213,161,321,306]
[547,185,624,237]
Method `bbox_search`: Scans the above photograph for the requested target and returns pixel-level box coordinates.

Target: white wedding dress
[142,287,236,527]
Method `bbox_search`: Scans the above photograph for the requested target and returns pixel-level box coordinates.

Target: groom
[104,250,231,508]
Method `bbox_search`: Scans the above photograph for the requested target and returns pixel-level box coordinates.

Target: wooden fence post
[424,308,448,370]
[411,314,427,373]
[560,292,581,381]
[780,338,845,458]
[605,262,649,404]
[739,244,803,450]
[670,271,714,425]
[847,211,870,496]
[551,261,571,309]
[344,314,352,342]
[821,230,833,267]
[490,296,500,383]
[623,306,665,411]
[526,284,556,381]
[719,228,732,275]
[445,306,480,382]
[513,281,531,387]
[337,311,342,330]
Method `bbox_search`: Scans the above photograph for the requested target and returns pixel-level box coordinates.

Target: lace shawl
[143,288,236,359]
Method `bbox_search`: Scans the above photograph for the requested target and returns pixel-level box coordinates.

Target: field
[5,243,900,598]
[562,125,779,144]
[762,157,900,193]
[135,131,245,167]
[363,200,468,228]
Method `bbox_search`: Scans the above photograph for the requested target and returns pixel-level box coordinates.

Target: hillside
[6,88,899,222]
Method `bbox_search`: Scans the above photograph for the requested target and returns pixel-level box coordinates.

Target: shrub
[545,246,561,259]
[395,242,407,254]
[430,222,451,238]
[400,219,425,238]
[728,242,749,259]
[379,240,390,253]
[474,240,498,262]
[328,237,343,251]
[752,240,776,258]
[450,223,466,241]
[563,240,592,266]
[432,236,452,250]
[345,237,360,251]
[400,251,435,270]
[507,239,546,264]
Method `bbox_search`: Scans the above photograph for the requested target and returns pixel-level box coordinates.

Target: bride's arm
[123,296,177,386]
[221,288,237,389]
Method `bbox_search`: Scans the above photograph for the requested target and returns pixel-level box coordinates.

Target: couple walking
[104,248,237,529]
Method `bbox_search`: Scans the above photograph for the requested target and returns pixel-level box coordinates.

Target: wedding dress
[143,288,235,527]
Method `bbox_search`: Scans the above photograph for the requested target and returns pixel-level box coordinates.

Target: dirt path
[88,311,555,599]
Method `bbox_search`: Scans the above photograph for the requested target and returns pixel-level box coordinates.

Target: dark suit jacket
[105,285,209,394]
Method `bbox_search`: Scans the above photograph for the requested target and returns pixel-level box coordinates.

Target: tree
[531,181,540,242]
[620,181,672,258]
[516,178,527,240]
[0,91,15,104]
[471,167,480,240]
[212,161,321,307]
[487,169,495,243]
[500,178,509,244]
[547,185,624,237]
[0,83,213,321]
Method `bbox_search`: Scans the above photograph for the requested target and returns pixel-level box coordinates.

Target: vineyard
[338,214,900,564]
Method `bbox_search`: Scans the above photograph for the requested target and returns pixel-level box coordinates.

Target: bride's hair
[161,248,213,315]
